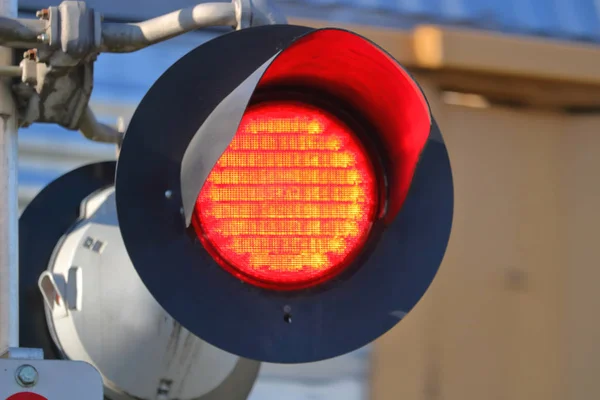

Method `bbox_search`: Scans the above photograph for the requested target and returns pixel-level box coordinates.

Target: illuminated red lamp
[192,101,378,290]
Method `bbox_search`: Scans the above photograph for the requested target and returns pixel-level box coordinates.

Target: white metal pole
[0,0,19,354]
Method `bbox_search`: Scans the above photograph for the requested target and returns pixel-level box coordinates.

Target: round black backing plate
[116,25,453,363]
[19,161,116,358]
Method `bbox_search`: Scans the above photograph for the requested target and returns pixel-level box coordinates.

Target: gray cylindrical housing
[40,187,259,400]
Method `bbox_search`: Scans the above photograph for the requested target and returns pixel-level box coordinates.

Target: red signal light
[192,101,378,290]
[116,25,452,364]
[6,394,47,400]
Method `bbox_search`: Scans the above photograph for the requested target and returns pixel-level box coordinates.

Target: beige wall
[371,76,600,400]
[561,115,600,400]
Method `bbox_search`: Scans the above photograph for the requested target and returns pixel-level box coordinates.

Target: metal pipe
[0,0,19,354]
[0,65,21,77]
[78,106,123,144]
[100,2,236,53]
[0,17,45,48]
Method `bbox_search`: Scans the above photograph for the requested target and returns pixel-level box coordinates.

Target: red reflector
[192,101,378,290]
[6,394,47,400]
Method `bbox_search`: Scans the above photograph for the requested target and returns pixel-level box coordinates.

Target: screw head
[37,33,49,43]
[165,190,173,199]
[15,364,38,387]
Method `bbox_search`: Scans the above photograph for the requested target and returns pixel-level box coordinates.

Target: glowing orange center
[193,101,377,290]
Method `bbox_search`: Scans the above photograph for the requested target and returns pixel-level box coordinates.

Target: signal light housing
[18,162,261,400]
[115,25,453,364]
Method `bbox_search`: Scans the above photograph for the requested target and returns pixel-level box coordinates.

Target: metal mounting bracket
[0,0,285,143]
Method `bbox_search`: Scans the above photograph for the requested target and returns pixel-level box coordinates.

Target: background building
[15,0,600,399]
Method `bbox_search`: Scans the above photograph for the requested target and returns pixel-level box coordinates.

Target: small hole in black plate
[283,313,292,324]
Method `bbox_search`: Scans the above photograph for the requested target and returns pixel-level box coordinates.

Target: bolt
[157,379,172,398]
[35,9,49,19]
[37,33,49,43]
[83,236,94,249]
[22,49,37,61]
[15,365,38,387]
[165,190,173,199]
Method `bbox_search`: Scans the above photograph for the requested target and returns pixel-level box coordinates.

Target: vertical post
[0,0,19,354]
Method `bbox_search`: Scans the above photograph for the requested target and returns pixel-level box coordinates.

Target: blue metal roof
[279,0,600,43]
[19,0,600,44]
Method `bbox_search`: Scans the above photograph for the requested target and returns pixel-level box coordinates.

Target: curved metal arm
[0,0,286,54]
[0,2,237,53]
[100,2,236,53]
[78,106,123,144]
